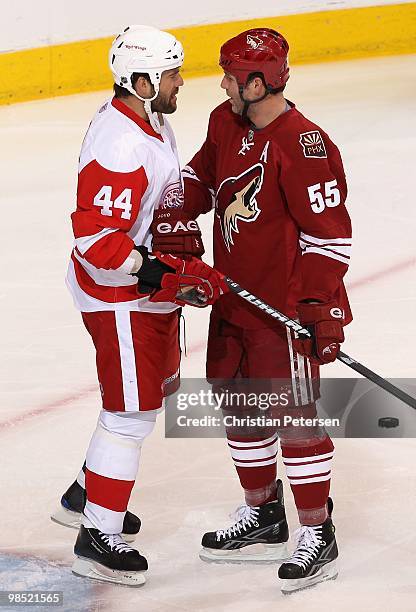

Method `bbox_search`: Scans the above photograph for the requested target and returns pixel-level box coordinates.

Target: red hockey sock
[280,435,334,525]
[227,433,278,506]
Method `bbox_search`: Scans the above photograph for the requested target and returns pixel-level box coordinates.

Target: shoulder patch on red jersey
[299,131,327,159]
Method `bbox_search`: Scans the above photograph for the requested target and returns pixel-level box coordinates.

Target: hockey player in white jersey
[53,25,224,587]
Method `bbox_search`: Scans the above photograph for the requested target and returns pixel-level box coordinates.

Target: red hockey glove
[293,301,345,365]
[132,247,224,308]
[151,209,205,257]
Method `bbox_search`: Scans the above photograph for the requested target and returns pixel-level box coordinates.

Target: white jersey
[66,97,183,312]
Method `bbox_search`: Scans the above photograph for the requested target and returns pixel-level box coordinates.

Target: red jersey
[183,100,352,329]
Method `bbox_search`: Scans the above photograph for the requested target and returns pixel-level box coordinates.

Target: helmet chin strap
[144,99,164,134]
[124,80,164,134]
[238,86,270,123]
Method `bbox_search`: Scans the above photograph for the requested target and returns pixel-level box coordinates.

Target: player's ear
[134,76,154,97]
[254,75,266,93]
[246,75,264,94]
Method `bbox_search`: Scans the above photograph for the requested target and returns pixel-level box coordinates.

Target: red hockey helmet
[219,28,289,91]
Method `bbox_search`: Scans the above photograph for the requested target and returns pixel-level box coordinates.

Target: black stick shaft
[336,351,416,409]
[224,277,416,410]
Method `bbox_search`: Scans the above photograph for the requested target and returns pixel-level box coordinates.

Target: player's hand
[151,209,205,258]
[293,300,345,364]
[132,247,224,308]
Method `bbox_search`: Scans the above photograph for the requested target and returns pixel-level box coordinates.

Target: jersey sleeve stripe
[182,165,215,197]
[300,239,351,257]
[300,245,350,264]
[301,243,351,257]
[299,232,351,264]
[299,232,352,245]
[71,252,138,303]
[181,165,199,181]
[75,228,118,255]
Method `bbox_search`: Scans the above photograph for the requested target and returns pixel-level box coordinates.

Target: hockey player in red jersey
[51,25,223,587]
[177,29,352,592]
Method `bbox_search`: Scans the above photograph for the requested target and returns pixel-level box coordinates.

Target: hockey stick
[223,278,416,410]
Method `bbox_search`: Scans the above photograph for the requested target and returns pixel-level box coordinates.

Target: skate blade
[72,557,146,587]
[50,506,136,542]
[280,560,338,594]
[200,542,289,564]
[50,506,81,530]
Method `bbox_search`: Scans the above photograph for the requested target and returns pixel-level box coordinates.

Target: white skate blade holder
[50,506,136,543]
[200,542,289,564]
[50,505,81,529]
[72,557,146,587]
[280,560,338,594]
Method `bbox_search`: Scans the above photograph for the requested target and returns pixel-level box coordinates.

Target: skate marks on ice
[0,552,102,612]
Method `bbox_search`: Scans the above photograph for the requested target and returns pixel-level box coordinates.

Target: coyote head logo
[216,164,264,251]
[247,34,262,49]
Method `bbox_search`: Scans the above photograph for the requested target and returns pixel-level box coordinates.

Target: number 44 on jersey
[93,185,133,220]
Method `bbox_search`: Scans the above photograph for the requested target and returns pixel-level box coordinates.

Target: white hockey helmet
[109,25,184,101]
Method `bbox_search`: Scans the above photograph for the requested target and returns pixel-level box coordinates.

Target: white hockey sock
[83,410,157,533]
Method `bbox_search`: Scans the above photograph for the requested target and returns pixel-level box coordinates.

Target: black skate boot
[278,516,338,594]
[72,525,147,587]
[200,480,289,563]
[51,478,141,542]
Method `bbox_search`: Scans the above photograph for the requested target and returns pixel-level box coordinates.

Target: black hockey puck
[378,417,399,428]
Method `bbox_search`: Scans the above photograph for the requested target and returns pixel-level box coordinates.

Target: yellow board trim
[1,3,415,105]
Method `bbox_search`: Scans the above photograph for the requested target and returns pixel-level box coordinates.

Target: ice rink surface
[1,55,416,611]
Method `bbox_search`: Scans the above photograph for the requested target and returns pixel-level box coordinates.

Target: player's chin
[152,98,177,115]
[228,99,241,114]
[164,100,178,114]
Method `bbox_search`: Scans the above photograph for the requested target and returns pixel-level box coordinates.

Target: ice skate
[278,516,338,594]
[72,525,147,587]
[51,479,141,542]
[200,480,289,563]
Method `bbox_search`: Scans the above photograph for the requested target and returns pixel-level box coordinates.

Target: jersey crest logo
[247,34,262,49]
[299,131,327,158]
[159,181,184,209]
[216,164,264,251]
